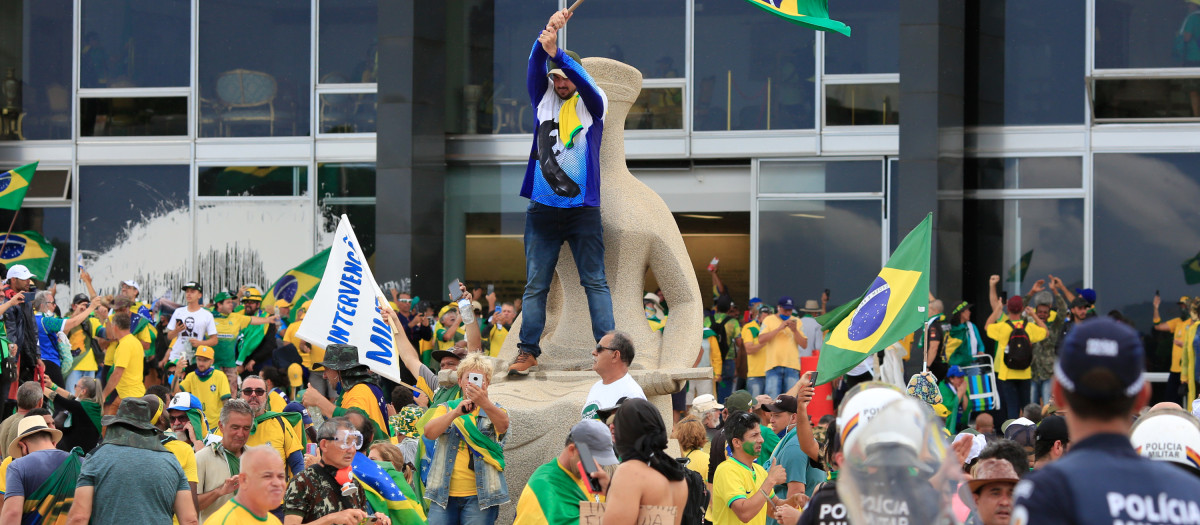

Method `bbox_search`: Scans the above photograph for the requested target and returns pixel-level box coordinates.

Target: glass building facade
[0,0,1194,380]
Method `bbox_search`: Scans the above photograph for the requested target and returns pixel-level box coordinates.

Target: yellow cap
[275,299,291,309]
[288,363,304,387]
[194,346,215,360]
[1181,296,1191,304]
[933,403,951,418]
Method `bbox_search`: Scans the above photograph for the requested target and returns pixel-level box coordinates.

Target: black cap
[764,394,798,414]
[1069,297,1089,309]
[72,293,90,305]
[181,281,202,292]
[1055,318,1145,401]
[1036,415,1069,444]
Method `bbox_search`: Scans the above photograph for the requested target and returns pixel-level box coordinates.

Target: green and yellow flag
[1183,250,1200,285]
[447,398,505,471]
[264,247,331,321]
[0,230,56,280]
[743,0,851,36]
[815,214,932,384]
[1006,249,1034,284]
[0,161,37,211]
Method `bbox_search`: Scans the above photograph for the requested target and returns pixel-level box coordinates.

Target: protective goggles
[327,429,364,450]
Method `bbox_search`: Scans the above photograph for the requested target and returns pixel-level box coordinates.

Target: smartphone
[306,443,319,456]
[447,279,462,300]
[487,284,495,296]
[810,371,818,389]
[467,372,484,388]
[575,441,603,493]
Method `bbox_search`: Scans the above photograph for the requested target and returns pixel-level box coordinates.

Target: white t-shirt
[582,372,646,419]
[167,306,217,363]
[800,316,823,357]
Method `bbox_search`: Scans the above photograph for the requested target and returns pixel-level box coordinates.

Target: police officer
[1011,317,1200,524]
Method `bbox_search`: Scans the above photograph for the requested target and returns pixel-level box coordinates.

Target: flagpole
[0,209,19,260]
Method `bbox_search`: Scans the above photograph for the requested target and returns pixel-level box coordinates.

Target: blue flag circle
[847,276,891,341]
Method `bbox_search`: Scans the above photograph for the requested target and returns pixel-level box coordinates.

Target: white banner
[296,215,401,384]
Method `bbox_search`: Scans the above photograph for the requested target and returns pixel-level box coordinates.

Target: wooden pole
[0,209,19,262]
[567,0,586,13]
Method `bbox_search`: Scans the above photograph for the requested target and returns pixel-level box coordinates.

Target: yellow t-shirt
[759,315,803,372]
[284,321,303,349]
[245,415,303,476]
[986,318,1048,381]
[740,321,768,378]
[428,405,484,497]
[684,449,710,480]
[434,323,466,351]
[1172,319,1194,374]
[0,455,11,494]
[488,325,509,358]
[267,391,288,413]
[203,498,283,525]
[68,317,102,372]
[166,438,200,483]
[113,333,146,399]
[181,369,232,426]
[712,458,768,525]
[340,383,388,439]
[105,323,152,366]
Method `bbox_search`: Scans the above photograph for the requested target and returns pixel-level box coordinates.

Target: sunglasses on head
[242,388,266,396]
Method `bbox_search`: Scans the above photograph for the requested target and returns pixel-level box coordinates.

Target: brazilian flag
[743,0,851,36]
[1184,251,1200,285]
[0,162,36,211]
[0,230,56,280]
[353,454,426,524]
[815,214,932,384]
[264,247,331,322]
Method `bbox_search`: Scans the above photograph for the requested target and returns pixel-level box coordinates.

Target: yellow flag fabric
[743,0,851,36]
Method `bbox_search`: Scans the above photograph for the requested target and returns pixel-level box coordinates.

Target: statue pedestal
[486,366,713,524]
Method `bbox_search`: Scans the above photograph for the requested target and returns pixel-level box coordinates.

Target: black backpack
[708,313,732,360]
[677,457,711,525]
[1003,320,1034,370]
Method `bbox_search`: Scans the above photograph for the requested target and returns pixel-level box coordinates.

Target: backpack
[677,457,710,525]
[1003,320,1034,370]
[708,314,731,360]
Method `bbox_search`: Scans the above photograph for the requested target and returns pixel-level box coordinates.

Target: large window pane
[758,200,882,303]
[318,0,378,84]
[962,198,1084,310]
[319,93,376,134]
[825,83,899,126]
[1094,78,1200,120]
[80,0,189,88]
[694,1,815,131]
[967,0,1085,125]
[80,97,188,136]
[317,163,376,201]
[1096,0,1199,69]
[0,0,72,140]
[1095,153,1200,335]
[568,0,685,79]
[198,166,308,197]
[760,160,882,194]
[626,88,682,130]
[0,207,70,284]
[79,165,190,296]
[199,0,310,137]
[196,201,314,294]
[965,157,1083,190]
[824,0,898,74]
[449,0,555,135]
[320,203,376,260]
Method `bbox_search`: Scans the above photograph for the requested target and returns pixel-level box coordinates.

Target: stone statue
[487,57,707,523]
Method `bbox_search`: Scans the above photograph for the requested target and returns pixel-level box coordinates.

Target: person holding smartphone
[513,419,618,524]
[423,353,510,525]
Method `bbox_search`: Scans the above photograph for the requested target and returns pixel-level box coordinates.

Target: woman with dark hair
[603,398,689,524]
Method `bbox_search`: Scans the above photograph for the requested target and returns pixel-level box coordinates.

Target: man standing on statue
[510,8,613,376]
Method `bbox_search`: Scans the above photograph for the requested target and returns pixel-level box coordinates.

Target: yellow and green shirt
[712,457,768,525]
[513,459,603,525]
[740,321,768,378]
[203,498,282,525]
[181,369,232,426]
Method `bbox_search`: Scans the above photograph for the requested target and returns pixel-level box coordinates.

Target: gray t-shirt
[77,444,189,525]
[5,448,70,498]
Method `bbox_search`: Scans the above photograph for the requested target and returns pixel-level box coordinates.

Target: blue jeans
[428,495,498,525]
[765,367,800,399]
[999,378,1031,421]
[519,202,614,358]
[1029,379,1052,406]
[745,376,765,397]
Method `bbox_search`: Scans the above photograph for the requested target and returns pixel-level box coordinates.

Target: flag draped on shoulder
[742,0,851,36]
[352,453,426,524]
[0,161,36,211]
[264,247,331,322]
[0,230,56,280]
[815,213,932,385]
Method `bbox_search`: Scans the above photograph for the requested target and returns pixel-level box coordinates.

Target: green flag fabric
[0,161,37,211]
[742,0,851,36]
[1184,251,1200,285]
[263,247,331,322]
[0,230,56,280]
[815,213,932,385]
[1006,249,1034,284]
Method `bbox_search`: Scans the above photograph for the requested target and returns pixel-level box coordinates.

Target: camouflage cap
[318,343,369,372]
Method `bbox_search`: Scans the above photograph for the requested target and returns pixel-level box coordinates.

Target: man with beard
[241,375,305,479]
